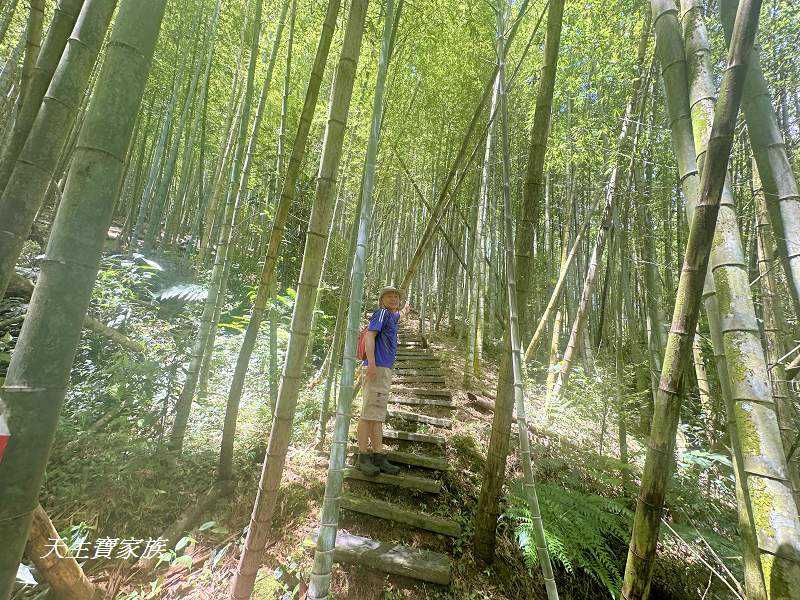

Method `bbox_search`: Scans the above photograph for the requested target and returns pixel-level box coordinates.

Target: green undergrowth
[506,480,632,597]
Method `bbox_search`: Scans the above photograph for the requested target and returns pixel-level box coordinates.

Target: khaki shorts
[361,366,393,422]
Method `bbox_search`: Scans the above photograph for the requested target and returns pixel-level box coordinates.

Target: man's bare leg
[357,418,371,453]
[370,421,383,454]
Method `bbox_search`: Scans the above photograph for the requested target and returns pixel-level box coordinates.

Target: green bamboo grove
[0,0,798,598]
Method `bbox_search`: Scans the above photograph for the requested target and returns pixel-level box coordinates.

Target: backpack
[356,326,368,361]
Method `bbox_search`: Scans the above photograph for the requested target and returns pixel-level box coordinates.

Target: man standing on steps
[357,286,411,476]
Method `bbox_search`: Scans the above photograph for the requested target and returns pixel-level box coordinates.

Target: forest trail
[2,0,798,597]
[309,328,457,590]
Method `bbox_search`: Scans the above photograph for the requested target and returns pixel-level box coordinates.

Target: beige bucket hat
[378,285,402,306]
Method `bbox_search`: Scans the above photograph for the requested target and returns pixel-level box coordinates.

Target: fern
[506,480,632,598]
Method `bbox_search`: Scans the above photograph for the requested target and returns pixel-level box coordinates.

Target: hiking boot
[373,452,401,475]
[356,452,380,477]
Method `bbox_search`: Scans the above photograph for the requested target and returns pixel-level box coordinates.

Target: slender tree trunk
[0,0,85,194]
[720,0,800,322]
[517,0,565,343]
[615,234,630,493]
[0,0,119,300]
[169,0,265,456]
[18,0,44,107]
[550,13,651,402]
[465,74,499,388]
[308,4,398,596]
[472,0,560,566]
[316,188,363,448]
[754,158,800,505]
[637,182,665,424]
[199,63,244,261]
[0,0,166,593]
[143,16,205,252]
[496,9,559,596]
[0,0,20,48]
[230,1,369,596]
[622,3,780,597]
[0,34,24,126]
[132,58,182,247]
[216,0,338,481]
[681,0,800,591]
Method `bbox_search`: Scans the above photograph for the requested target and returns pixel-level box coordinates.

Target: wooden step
[384,429,446,445]
[392,387,452,398]
[394,358,442,366]
[395,351,435,358]
[395,368,445,377]
[385,450,450,470]
[308,529,451,585]
[340,494,461,537]
[394,376,447,385]
[347,447,450,471]
[392,396,455,409]
[388,410,453,428]
[345,468,441,493]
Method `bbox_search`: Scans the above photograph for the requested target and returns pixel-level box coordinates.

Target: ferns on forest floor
[505,480,632,598]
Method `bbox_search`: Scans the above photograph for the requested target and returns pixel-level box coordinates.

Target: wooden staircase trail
[310,329,457,588]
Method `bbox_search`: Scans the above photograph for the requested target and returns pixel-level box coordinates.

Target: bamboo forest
[1,0,800,598]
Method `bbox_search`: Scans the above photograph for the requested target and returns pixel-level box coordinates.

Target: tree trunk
[0,0,119,300]
[216,0,338,481]
[0,0,167,593]
[169,0,265,456]
[0,0,85,194]
[25,505,102,599]
[720,0,800,322]
[308,3,398,596]
[496,9,559,596]
[18,0,44,108]
[622,2,775,597]
[754,158,800,506]
[230,1,369,596]
[681,0,800,590]
[517,0,565,343]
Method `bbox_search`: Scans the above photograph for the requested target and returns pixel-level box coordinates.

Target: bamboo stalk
[622,2,772,596]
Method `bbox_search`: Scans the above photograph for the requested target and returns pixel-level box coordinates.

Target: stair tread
[340,493,461,537]
[394,376,447,383]
[384,429,446,445]
[391,396,455,409]
[308,529,451,585]
[347,447,450,471]
[392,387,452,397]
[388,410,453,428]
[395,367,445,374]
[345,468,441,493]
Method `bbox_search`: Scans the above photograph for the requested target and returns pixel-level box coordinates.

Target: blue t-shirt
[363,307,400,368]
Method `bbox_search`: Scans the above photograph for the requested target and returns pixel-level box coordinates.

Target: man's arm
[399,301,411,320]
[365,330,378,379]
